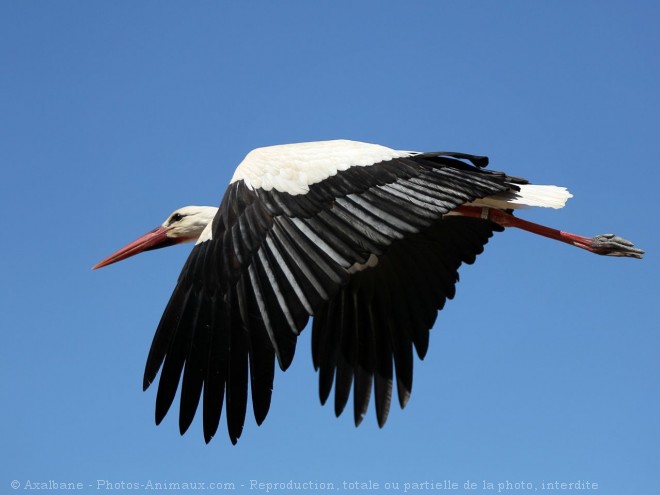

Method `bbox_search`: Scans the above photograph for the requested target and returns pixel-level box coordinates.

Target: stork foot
[449,206,644,259]
[589,234,644,259]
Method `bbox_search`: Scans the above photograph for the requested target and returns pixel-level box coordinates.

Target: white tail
[470,184,573,210]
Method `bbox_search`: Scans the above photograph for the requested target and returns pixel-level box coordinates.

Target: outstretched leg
[450,206,644,259]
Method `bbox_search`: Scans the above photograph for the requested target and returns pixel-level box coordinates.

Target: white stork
[94,139,643,444]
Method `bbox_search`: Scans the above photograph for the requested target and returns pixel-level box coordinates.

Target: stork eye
[170,213,185,224]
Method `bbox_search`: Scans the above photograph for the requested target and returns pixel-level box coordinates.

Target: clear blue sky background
[2,1,658,493]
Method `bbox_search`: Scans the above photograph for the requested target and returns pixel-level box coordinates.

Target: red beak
[93,226,177,270]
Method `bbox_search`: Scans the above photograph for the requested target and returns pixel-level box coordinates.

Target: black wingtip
[253,402,271,426]
[155,390,175,427]
[203,410,221,444]
[319,386,331,406]
[179,413,193,436]
[397,378,411,410]
[398,391,411,409]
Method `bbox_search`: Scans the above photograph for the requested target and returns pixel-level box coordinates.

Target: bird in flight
[94,139,643,444]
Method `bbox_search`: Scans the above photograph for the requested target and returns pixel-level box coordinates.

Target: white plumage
[470,184,573,210]
[230,140,412,194]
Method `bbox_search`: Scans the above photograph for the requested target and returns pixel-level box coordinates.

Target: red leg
[450,206,644,259]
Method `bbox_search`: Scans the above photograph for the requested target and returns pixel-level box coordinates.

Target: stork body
[94,140,643,444]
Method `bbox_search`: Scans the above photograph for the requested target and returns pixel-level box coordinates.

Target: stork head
[93,206,218,269]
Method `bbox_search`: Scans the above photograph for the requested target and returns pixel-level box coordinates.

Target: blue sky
[2,1,658,493]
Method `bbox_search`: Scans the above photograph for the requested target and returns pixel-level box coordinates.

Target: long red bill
[93,226,177,269]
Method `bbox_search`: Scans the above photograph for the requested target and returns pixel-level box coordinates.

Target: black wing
[311,216,501,427]
[143,152,514,443]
